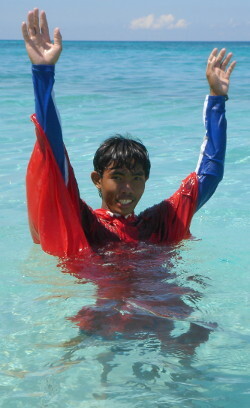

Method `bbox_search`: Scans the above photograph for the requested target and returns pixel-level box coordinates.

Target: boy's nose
[120,180,133,193]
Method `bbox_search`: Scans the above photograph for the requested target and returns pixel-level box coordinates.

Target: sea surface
[0,40,249,407]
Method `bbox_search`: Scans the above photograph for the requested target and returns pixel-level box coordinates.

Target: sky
[1,0,250,41]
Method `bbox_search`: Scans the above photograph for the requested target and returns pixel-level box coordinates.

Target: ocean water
[0,40,249,407]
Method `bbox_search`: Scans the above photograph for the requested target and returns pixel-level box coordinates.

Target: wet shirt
[26,65,227,257]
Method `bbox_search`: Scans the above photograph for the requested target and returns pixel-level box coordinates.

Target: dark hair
[93,134,151,178]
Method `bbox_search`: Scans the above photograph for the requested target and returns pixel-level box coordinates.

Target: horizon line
[1,38,250,42]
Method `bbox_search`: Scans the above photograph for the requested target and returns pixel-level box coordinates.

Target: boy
[22,9,236,257]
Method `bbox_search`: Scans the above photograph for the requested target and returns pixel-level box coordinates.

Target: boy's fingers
[207,55,216,74]
[54,28,62,48]
[33,8,40,34]
[40,10,51,42]
[207,48,218,63]
[207,48,218,73]
[21,22,29,41]
[27,10,36,37]
[216,48,226,65]
[226,61,237,78]
[221,52,233,71]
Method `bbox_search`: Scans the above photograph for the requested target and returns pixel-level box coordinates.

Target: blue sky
[1,0,250,41]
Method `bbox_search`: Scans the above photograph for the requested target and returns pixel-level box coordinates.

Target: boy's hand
[206,48,236,96]
[21,8,62,65]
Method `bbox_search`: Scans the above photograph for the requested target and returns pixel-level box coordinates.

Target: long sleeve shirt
[26,64,228,257]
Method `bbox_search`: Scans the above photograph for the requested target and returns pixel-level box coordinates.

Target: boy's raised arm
[195,49,236,210]
[22,9,67,181]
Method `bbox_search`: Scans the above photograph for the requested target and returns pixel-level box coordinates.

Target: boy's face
[91,163,147,216]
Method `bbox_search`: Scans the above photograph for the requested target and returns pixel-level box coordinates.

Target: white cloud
[152,14,174,29]
[173,19,188,29]
[130,14,188,30]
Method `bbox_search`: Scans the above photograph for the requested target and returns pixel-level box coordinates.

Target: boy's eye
[133,175,144,181]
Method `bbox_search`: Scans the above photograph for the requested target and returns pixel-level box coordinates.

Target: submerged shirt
[26,65,227,257]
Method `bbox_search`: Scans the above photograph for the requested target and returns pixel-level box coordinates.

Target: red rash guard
[27,115,198,257]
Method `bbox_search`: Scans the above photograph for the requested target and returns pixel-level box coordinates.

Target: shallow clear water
[0,40,249,407]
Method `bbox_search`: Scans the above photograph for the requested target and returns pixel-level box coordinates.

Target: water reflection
[15,242,217,403]
[58,242,214,357]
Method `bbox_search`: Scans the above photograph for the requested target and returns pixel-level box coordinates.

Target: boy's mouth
[118,199,133,205]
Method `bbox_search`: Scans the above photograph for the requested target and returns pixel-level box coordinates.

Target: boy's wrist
[32,64,55,72]
[207,94,228,101]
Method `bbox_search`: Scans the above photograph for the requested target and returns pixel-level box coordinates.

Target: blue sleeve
[32,64,66,181]
[195,95,227,211]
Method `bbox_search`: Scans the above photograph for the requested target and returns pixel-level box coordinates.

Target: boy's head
[91,135,151,216]
[93,135,151,178]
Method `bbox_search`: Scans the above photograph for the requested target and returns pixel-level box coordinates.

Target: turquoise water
[0,40,249,407]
